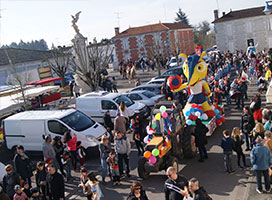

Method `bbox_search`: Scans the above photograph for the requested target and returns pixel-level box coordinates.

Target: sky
[0,0,265,48]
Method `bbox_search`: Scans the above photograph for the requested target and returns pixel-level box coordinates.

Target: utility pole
[114,12,122,28]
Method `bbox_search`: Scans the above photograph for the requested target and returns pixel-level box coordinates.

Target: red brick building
[113,22,194,63]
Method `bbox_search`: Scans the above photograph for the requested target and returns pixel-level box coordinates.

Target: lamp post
[264,1,272,15]
[164,40,169,60]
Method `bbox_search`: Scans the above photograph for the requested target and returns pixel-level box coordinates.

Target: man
[250,136,272,194]
[104,110,114,140]
[46,164,65,200]
[189,178,211,200]
[164,166,189,200]
[14,145,33,187]
[2,164,21,199]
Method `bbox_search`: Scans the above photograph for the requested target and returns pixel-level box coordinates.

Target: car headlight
[86,135,98,142]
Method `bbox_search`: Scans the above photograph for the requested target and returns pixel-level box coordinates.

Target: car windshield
[142,91,156,98]
[61,110,95,132]
[113,95,134,107]
[162,69,174,75]
[170,58,176,63]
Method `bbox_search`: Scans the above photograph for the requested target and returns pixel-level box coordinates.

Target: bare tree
[193,21,216,49]
[43,47,71,87]
[73,38,113,91]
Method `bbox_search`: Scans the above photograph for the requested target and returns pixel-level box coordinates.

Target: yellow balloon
[155,113,161,121]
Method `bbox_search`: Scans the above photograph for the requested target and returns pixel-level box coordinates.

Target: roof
[113,22,192,38]
[0,48,55,66]
[213,6,265,23]
[5,109,76,120]
[80,91,120,99]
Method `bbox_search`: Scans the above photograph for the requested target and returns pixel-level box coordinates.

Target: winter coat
[233,135,244,153]
[0,191,10,200]
[14,153,33,179]
[193,186,211,200]
[13,191,27,200]
[66,136,77,151]
[46,172,65,199]
[53,142,64,158]
[127,190,149,200]
[99,143,111,160]
[193,124,209,147]
[114,116,126,134]
[114,136,131,155]
[35,169,47,189]
[251,143,272,170]
[42,142,56,160]
[164,175,188,200]
[2,172,21,198]
[104,113,114,129]
[240,113,255,133]
[221,137,235,153]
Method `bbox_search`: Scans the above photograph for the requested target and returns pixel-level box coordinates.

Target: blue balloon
[190,108,194,112]
[185,111,191,116]
[195,108,199,112]
[216,115,221,119]
[186,119,193,125]
[214,109,220,115]
[198,116,203,120]
[215,75,219,81]
[199,110,203,115]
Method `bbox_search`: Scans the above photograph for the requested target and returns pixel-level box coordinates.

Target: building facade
[113,22,194,63]
[213,6,272,52]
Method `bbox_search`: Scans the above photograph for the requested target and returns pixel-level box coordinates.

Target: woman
[251,93,262,123]
[86,172,103,200]
[127,181,149,200]
[119,101,129,120]
[241,106,255,151]
[52,136,65,176]
[34,161,47,197]
[98,135,111,184]
[63,131,78,171]
[252,123,265,144]
[231,127,247,169]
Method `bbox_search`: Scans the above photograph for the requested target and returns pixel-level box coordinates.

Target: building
[113,22,194,63]
[213,6,272,52]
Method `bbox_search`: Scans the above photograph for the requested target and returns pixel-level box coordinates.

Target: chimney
[222,12,225,16]
[115,27,120,36]
[214,9,219,20]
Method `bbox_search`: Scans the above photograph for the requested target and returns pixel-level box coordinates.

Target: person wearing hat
[2,164,21,199]
[13,185,27,200]
[30,187,40,200]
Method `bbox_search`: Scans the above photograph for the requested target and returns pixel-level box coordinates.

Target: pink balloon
[162,112,168,118]
[149,155,157,164]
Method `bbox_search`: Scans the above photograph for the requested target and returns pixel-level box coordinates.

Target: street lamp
[164,40,169,60]
[264,1,272,15]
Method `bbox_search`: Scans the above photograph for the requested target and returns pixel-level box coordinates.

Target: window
[48,120,68,135]
[142,91,156,98]
[129,94,143,100]
[113,95,134,107]
[101,100,117,110]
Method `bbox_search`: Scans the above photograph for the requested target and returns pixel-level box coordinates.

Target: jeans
[255,169,270,191]
[223,152,233,172]
[236,150,246,167]
[198,146,208,159]
[70,150,77,170]
[63,164,71,179]
[118,153,130,175]
[101,158,108,179]
[243,132,250,149]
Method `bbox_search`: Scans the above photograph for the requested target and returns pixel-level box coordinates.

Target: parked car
[130,84,162,95]
[124,90,164,108]
[3,109,108,153]
[168,56,186,68]
[76,91,149,124]
[146,78,165,85]
[151,67,184,81]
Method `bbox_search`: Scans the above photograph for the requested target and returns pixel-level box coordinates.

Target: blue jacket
[250,143,272,170]
[221,136,235,153]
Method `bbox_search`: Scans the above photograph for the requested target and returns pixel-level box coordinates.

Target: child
[130,119,144,155]
[13,185,27,200]
[30,187,41,200]
[231,127,247,169]
[22,182,31,198]
[107,152,120,185]
[77,141,86,168]
[79,167,92,200]
[62,150,72,180]
[86,172,104,200]
[221,129,235,173]
[34,161,47,198]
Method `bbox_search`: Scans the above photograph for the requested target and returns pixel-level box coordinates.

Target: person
[42,135,57,169]
[107,151,120,186]
[98,135,111,184]
[135,78,141,87]
[78,167,92,200]
[251,123,265,147]
[130,118,144,155]
[69,81,74,96]
[61,150,72,181]
[77,141,86,168]
[263,114,272,131]
[2,164,21,199]
[103,111,114,141]
[114,131,131,178]
[30,187,41,200]
[112,77,118,93]
[22,182,31,198]
[188,178,211,200]
[114,112,127,135]
[46,164,65,200]
[86,172,104,200]
[231,127,247,169]
[127,181,149,200]
[241,106,255,151]
[119,101,129,123]
[251,94,262,123]
[34,161,47,198]
[164,166,189,200]
[73,83,80,97]
[13,145,33,187]
[193,119,209,162]
[221,129,235,173]
[13,185,27,200]
[63,130,78,171]
[250,136,272,194]
[52,136,65,176]
[0,185,10,200]
[264,131,272,153]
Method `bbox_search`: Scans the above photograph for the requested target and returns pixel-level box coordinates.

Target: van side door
[46,120,69,138]
[101,100,118,122]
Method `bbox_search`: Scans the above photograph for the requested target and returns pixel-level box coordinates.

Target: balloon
[198,116,203,120]
[144,136,149,144]
[147,129,154,135]
[190,108,194,112]
[202,114,208,120]
[162,112,168,118]
[151,123,156,129]
[214,109,219,115]
[160,106,167,113]
[211,105,215,110]
[152,148,160,157]
[144,151,151,159]
[186,119,193,125]
[155,113,161,120]
[199,110,203,115]
[149,155,157,164]
[216,115,221,119]
[185,111,191,116]
[195,111,201,117]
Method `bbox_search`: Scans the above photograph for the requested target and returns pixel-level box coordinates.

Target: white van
[168,56,186,68]
[3,109,107,152]
[76,91,149,124]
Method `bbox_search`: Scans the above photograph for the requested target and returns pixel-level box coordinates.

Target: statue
[71,11,82,34]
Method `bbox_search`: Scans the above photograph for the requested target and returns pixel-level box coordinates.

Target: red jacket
[67,136,77,151]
